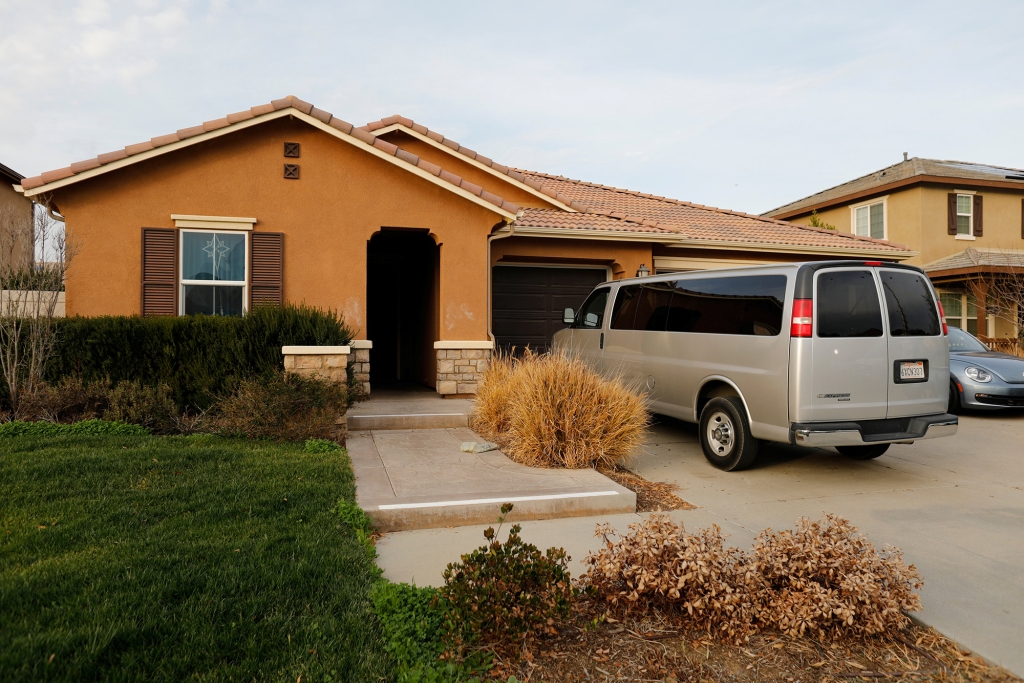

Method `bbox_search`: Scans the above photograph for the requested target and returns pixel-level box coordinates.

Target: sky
[2,0,1023,215]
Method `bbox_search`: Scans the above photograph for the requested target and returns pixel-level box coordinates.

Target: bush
[752,514,923,638]
[304,437,341,453]
[471,350,648,469]
[211,371,347,441]
[372,581,446,669]
[439,506,574,649]
[336,498,376,562]
[580,514,924,642]
[103,380,177,433]
[0,419,149,437]
[44,303,353,410]
[16,376,107,423]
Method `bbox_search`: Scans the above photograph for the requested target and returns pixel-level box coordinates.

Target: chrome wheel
[707,411,735,456]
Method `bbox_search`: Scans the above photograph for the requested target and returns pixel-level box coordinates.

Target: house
[14,96,910,396]
[764,157,1024,341]
[1,161,34,274]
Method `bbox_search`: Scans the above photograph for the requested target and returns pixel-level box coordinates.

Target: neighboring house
[1,160,34,273]
[15,96,909,395]
[765,157,1024,341]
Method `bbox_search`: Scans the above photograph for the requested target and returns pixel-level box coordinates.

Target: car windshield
[948,327,989,352]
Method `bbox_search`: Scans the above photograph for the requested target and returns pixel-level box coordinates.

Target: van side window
[610,285,642,329]
[816,270,884,338]
[634,283,675,331]
[880,271,941,336]
[666,275,787,335]
[572,288,610,329]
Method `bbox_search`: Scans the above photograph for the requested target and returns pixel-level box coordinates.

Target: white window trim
[955,193,975,237]
[939,290,994,337]
[849,196,888,240]
[172,214,256,231]
[179,228,249,315]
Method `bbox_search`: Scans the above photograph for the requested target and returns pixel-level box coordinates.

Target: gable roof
[17,96,519,219]
[0,161,23,185]
[509,171,911,256]
[765,157,1024,219]
[360,115,581,212]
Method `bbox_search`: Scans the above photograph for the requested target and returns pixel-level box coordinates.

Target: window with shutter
[250,232,284,307]
[973,195,983,236]
[947,193,957,235]
[180,230,247,316]
[141,227,178,316]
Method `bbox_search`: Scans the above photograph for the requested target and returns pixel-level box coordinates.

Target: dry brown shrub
[471,349,648,469]
[580,515,759,642]
[753,514,923,638]
[580,513,923,643]
[211,371,346,441]
[17,376,108,423]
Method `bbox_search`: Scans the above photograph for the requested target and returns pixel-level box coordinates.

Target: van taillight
[937,300,948,335]
[791,299,813,338]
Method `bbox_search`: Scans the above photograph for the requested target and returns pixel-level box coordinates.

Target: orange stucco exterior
[54,116,505,341]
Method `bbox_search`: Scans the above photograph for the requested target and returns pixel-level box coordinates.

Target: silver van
[552,260,958,471]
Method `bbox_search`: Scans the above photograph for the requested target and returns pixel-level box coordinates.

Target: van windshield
[880,271,941,336]
[572,288,609,329]
[816,270,884,338]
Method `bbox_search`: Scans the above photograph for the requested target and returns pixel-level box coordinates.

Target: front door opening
[367,229,439,387]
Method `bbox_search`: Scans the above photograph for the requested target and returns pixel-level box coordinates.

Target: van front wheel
[836,444,890,459]
[699,397,759,471]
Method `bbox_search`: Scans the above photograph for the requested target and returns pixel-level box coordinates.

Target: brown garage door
[492,266,608,353]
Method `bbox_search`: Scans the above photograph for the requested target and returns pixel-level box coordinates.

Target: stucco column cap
[282,345,351,355]
[350,340,373,349]
[433,341,495,350]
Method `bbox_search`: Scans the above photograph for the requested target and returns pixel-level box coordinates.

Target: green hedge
[45,304,353,410]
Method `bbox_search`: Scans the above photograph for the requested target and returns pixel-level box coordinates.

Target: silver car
[948,327,1024,411]
[554,260,958,471]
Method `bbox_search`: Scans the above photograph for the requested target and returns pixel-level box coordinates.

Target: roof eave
[505,225,916,259]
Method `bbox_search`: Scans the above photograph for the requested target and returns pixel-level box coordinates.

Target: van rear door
[877,268,949,417]
[805,268,889,421]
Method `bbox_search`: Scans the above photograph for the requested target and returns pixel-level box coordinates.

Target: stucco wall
[492,235,651,279]
[51,117,505,341]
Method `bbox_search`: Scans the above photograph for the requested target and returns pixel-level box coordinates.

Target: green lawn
[0,434,392,682]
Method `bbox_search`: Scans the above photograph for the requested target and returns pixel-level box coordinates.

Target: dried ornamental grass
[580,514,924,643]
[471,350,648,469]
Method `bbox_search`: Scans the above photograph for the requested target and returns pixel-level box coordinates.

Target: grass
[0,433,391,682]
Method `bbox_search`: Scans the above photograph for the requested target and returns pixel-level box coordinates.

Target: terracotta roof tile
[70,158,101,174]
[425,130,444,143]
[202,118,230,132]
[416,159,442,176]
[124,141,154,155]
[226,110,255,124]
[176,125,206,140]
[480,190,503,206]
[411,123,429,135]
[270,97,292,110]
[459,179,483,196]
[371,138,398,156]
[288,97,314,115]
[349,128,376,145]
[97,149,128,164]
[250,103,274,116]
[309,107,333,125]
[40,167,74,184]
[438,169,460,185]
[150,133,179,148]
[328,117,354,135]
[395,148,419,165]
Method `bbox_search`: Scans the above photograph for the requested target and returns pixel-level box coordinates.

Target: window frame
[178,228,249,316]
[938,290,995,337]
[955,192,975,237]
[849,196,888,240]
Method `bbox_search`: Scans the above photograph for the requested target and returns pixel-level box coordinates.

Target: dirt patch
[486,605,1020,683]
[598,465,695,512]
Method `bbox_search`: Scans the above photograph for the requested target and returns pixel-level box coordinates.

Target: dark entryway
[367,230,439,385]
[491,265,608,353]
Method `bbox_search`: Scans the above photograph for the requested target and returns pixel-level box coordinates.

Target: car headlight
[965,367,992,383]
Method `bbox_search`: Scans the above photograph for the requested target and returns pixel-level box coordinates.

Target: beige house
[1,161,34,273]
[765,157,1024,341]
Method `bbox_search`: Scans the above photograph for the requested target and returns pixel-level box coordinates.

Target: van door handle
[600,333,604,349]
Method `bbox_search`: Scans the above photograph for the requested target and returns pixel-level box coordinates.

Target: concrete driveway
[633,410,1024,675]
[374,410,1024,675]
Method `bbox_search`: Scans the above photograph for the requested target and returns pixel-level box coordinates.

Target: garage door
[492,266,608,353]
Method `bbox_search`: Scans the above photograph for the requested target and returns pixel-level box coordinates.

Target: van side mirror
[563,307,575,324]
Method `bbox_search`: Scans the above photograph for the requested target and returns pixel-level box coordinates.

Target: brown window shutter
[973,195,983,236]
[1021,198,1024,239]
[947,193,957,235]
[250,232,284,307]
[141,227,178,316]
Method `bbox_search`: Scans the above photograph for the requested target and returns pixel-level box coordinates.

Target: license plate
[899,361,926,381]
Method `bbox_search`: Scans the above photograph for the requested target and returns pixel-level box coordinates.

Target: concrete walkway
[350,427,635,531]
[346,383,474,430]
[374,411,1024,676]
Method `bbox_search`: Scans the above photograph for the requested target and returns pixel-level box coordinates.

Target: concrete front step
[346,412,469,431]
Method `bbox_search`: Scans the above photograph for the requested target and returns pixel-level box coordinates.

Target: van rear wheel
[699,397,759,471]
[836,444,890,460]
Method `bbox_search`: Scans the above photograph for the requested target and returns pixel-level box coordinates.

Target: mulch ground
[483,602,1020,683]
[598,465,695,512]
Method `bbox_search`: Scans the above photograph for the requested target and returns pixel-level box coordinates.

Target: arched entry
[366,229,439,387]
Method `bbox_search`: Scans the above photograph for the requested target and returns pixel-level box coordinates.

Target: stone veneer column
[349,340,372,396]
[434,341,494,396]
[281,346,351,382]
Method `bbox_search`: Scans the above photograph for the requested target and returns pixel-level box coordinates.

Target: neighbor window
[853,201,885,239]
[939,291,989,336]
[956,194,973,235]
[180,230,247,316]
